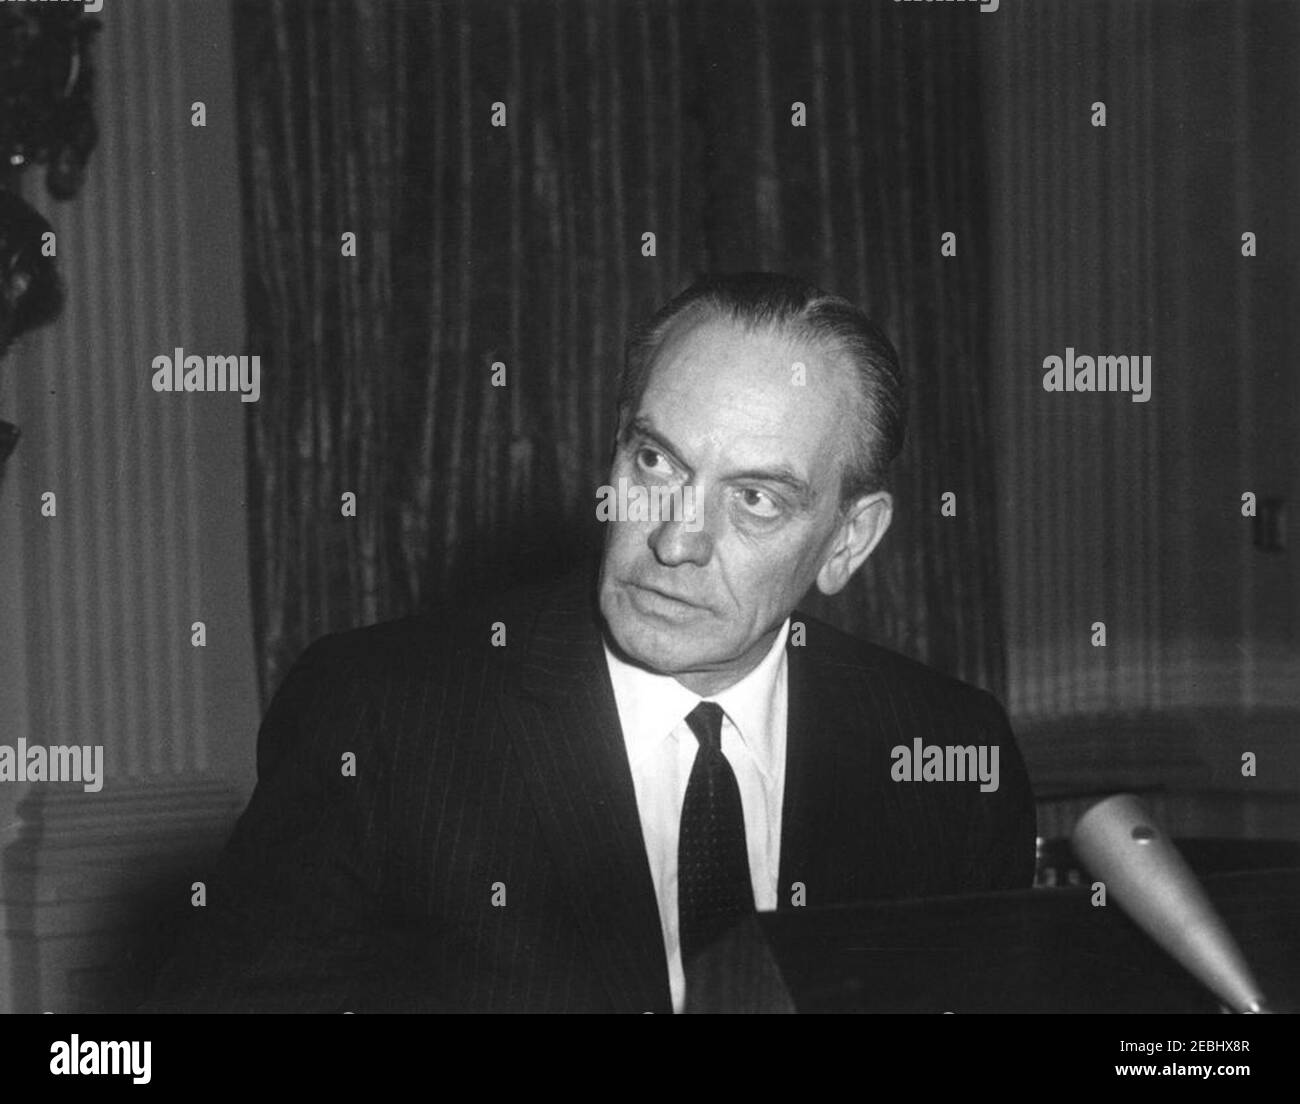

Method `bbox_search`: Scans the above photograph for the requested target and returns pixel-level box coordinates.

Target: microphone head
[1071,794,1269,1013]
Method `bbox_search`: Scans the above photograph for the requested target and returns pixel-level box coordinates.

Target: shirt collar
[603,618,790,779]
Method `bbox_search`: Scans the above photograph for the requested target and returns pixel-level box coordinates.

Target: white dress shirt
[603,619,790,1013]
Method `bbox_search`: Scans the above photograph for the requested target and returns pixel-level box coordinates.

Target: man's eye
[737,487,782,519]
[635,447,672,475]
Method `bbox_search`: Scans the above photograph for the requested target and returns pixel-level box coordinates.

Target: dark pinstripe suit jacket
[147,566,1035,1013]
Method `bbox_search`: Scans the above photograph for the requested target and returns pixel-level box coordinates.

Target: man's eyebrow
[624,416,692,471]
[727,466,814,507]
[625,415,815,508]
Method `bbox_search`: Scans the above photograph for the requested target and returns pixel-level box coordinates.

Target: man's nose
[648,513,714,567]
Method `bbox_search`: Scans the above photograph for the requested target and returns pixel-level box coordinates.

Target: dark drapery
[233,0,1003,704]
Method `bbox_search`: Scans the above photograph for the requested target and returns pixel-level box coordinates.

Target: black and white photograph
[0,0,1296,1081]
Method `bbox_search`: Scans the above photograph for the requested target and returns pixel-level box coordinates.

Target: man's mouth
[625,580,708,617]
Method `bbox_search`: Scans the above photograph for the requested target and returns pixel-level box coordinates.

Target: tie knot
[685,701,725,752]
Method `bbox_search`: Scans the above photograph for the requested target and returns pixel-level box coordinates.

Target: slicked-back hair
[617,272,906,505]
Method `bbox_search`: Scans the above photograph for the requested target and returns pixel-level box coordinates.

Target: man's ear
[815,490,893,596]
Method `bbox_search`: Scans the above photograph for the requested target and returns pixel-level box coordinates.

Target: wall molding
[1,778,242,1013]
[1021,706,1300,844]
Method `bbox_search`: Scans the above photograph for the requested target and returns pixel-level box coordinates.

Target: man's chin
[601,602,710,678]
[609,637,717,682]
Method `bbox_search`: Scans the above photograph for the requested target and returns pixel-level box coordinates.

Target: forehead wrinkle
[642,338,852,488]
[635,317,856,501]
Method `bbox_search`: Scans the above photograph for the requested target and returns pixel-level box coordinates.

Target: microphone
[1071,793,1270,1013]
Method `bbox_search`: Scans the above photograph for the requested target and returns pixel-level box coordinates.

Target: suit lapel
[777,618,883,910]
[498,567,671,1013]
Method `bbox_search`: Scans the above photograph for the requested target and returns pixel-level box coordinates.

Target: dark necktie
[678,701,755,976]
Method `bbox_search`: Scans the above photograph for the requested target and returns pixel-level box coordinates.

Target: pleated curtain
[232,0,1002,704]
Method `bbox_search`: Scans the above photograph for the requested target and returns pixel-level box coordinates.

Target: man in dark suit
[148,273,1035,1013]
